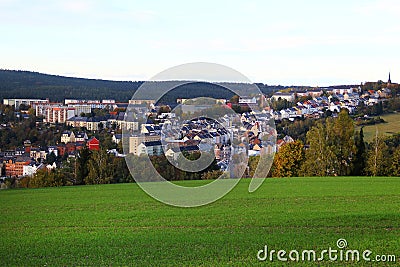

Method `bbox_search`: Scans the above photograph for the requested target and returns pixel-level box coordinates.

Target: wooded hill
[0,69,294,103]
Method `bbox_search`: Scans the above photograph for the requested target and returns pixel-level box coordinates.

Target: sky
[0,0,399,86]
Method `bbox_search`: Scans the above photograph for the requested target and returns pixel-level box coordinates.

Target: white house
[136,141,163,156]
[165,146,199,160]
[23,163,43,177]
[239,96,257,104]
[30,149,47,162]
[74,132,88,142]
[61,131,75,143]
[48,146,58,157]
[112,134,122,144]
[368,96,380,105]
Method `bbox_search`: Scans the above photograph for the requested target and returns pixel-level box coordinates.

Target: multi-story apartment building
[3,98,49,109]
[66,117,88,128]
[129,134,161,155]
[67,104,92,116]
[5,157,31,177]
[45,106,75,123]
[35,104,75,123]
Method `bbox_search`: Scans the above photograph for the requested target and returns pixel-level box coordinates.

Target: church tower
[388,72,392,84]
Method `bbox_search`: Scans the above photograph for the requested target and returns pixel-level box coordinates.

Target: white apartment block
[67,104,92,116]
[129,134,161,155]
[3,98,49,109]
[36,104,75,123]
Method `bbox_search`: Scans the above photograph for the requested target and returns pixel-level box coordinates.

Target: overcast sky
[1,0,399,86]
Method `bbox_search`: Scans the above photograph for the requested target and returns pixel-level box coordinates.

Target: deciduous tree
[272,140,304,177]
[365,134,390,176]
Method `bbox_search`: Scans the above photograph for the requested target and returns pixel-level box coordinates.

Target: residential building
[67,104,92,116]
[74,132,88,143]
[47,106,75,123]
[129,134,161,155]
[87,116,110,131]
[0,162,4,177]
[5,157,31,177]
[3,98,49,109]
[112,134,122,144]
[86,117,101,131]
[87,137,100,151]
[23,163,43,177]
[48,146,58,157]
[30,148,47,162]
[61,131,75,143]
[128,99,156,105]
[61,131,87,143]
[36,104,75,123]
[327,87,358,95]
[177,98,226,105]
[272,92,295,102]
[136,141,163,156]
[165,145,199,160]
[239,96,257,104]
[141,124,161,134]
[102,99,115,104]
[64,99,107,109]
[57,144,67,156]
[24,140,32,153]
[296,89,323,98]
[66,116,88,128]
[57,142,85,156]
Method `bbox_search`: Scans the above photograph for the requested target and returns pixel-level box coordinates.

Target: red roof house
[87,137,100,151]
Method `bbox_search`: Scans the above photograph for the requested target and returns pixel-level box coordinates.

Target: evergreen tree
[390,147,400,176]
[353,127,366,175]
[76,147,91,185]
[46,151,57,164]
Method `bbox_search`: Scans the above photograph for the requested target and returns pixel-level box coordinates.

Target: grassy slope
[0,177,399,266]
[361,113,400,142]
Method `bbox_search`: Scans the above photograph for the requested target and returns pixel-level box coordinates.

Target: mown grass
[0,177,399,266]
[361,112,400,142]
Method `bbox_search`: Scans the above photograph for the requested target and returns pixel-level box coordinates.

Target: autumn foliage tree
[365,134,390,176]
[85,149,114,184]
[301,109,356,176]
[332,109,356,176]
[301,121,336,176]
[271,140,305,177]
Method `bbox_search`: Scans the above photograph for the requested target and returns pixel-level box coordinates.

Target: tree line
[11,148,223,189]
[0,70,285,103]
[15,147,131,188]
[268,110,400,177]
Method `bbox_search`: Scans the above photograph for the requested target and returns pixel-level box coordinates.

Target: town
[0,74,399,182]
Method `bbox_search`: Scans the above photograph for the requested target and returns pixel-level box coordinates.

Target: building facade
[129,134,161,155]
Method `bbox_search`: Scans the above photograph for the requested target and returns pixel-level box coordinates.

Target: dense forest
[0,69,311,103]
[0,70,142,102]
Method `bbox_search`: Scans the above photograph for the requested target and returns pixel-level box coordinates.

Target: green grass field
[1,177,399,266]
[361,113,400,142]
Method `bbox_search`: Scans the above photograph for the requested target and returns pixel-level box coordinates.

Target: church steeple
[388,72,392,84]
